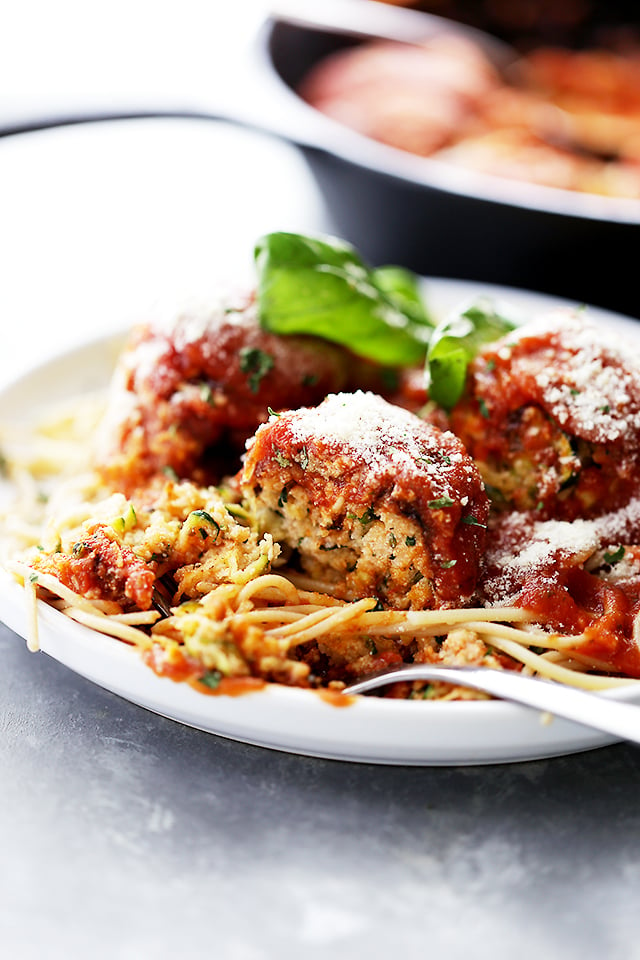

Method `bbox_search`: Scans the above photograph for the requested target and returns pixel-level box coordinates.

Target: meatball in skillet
[240,391,489,610]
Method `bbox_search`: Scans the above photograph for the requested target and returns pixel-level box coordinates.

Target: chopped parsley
[604,545,625,565]
[428,496,455,509]
[239,347,274,394]
[273,448,291,468]
[278,486,289,508]
[199,670,223,690]
[347,506,378,525]
[199,382,215,406]
[462,515,486,528]
[409,684,436,700]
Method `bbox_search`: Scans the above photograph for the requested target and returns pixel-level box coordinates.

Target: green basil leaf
[255,232,433,365]
[426,298,518,409]
[369,265,433,328]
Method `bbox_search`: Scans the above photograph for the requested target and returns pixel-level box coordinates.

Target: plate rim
[1,277,639,765]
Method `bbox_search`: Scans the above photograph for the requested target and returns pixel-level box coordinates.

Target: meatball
[30,523,156,611]
[449,310,640,519]
[300,35,499,157]
[93,293,351,492]
[240,391,489,610]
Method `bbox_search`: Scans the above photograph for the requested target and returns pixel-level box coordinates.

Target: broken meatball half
[240,391,489,610]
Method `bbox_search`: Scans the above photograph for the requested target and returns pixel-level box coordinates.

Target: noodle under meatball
[240,391,489,610]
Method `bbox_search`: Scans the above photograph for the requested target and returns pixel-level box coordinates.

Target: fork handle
[344,665,640,745]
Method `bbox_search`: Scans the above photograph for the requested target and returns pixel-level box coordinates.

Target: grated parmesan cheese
[484,496,640,604]
[285,390,472,498]
[498,310,640,445]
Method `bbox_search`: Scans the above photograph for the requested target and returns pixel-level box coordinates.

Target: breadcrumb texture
[241,391,489,610]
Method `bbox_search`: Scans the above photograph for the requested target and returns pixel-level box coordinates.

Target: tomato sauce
[450,314,640,519]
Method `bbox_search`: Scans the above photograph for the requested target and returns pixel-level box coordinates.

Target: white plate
[2,281,640,765]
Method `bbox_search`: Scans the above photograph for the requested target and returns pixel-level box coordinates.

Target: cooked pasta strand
[5,368,640,702]
[63,606,152,648]
[24,574,40,653]
[483,631,640,690]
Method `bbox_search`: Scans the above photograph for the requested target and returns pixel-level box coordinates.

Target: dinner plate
[2,279,640,765]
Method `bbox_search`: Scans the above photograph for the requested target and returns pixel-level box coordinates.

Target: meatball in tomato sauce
[449,311,640,520]
[93,294,352,492]
[240,391,489,610]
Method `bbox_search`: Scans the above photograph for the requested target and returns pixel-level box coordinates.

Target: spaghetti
[4,299,640,701]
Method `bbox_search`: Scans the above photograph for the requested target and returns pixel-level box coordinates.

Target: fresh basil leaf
[255,232,432,365]
[426,298,518,409]
[369,265,433,328]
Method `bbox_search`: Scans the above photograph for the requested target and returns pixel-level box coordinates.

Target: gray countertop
[4,616,640,960]
[2,8,640,956]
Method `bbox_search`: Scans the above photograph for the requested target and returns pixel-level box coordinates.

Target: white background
[0,1,335,385]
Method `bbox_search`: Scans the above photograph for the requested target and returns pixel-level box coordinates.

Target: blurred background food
[264,1,640,316]
[300,4,640,198]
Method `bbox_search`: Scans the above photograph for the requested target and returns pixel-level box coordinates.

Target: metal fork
[343,665,640,745]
